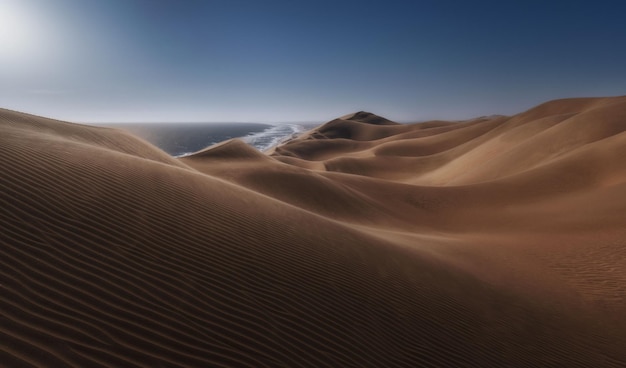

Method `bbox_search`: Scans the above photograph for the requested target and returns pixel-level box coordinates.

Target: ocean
[98,122,314,157]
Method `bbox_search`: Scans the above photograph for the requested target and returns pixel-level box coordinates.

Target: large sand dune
[2,97,626,367]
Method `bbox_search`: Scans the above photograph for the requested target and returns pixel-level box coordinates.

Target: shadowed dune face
[2,98,626,367]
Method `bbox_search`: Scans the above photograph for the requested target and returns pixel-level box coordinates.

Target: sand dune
[2,97,626,367]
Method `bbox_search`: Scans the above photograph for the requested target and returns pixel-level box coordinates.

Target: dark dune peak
[344,111,400,125]
[280,113,409,152]
[2,98,626,367]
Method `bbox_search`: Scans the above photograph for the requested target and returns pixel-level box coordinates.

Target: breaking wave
[242,124,306,151]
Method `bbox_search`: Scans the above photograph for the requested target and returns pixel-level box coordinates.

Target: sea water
[99,122,312,157]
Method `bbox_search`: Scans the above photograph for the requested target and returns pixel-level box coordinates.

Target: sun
[0,0,40,65]
[0,1,32,48]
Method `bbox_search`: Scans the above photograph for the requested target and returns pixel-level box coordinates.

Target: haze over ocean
[99,122,312,156]
[2,0,625,124]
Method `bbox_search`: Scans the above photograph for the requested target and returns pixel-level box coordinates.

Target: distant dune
[2,97,626,367]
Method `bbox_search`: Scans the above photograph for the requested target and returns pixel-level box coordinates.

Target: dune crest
[2,98,626,367]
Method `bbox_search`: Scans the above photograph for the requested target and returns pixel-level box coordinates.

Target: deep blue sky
[1,0,625,123]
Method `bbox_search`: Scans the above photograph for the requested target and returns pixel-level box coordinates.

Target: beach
[2,96,626,367]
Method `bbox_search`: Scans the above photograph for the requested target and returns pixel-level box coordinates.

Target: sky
[1,0,625,123]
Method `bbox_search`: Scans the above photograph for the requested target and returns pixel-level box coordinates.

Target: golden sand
[2,97,626,366]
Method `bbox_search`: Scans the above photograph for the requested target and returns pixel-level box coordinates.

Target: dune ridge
[2,97,626,367]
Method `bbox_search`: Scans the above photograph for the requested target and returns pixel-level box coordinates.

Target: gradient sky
[1,0,625,123]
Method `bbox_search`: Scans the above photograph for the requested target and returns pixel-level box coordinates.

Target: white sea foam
[173,152,195,158]
[242,124,305,151]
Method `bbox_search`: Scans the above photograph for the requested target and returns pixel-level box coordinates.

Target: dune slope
[2,98,626,367]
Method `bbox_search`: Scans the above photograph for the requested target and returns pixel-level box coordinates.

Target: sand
[2,97,626,367]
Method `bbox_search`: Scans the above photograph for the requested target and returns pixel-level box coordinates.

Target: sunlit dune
[2,97,626,367]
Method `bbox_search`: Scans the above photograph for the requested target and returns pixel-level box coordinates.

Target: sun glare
[0,1,35,51]
[0,0,57,70]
